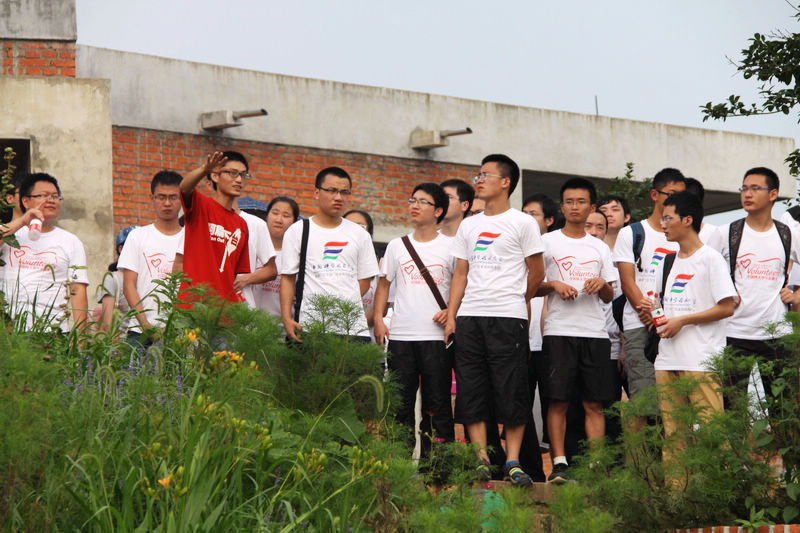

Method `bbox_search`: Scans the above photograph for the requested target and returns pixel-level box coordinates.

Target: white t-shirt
[452,208,544,320]
[117,224,183,332]
[612,221,679,331]
[780,211,800,289]
[655,245,737,371]
[2,226,89,331]
[281,217,379,336]
[239,211,277,308]
[253,249,283,318]
[721,220,800,339]
[97,270,134,331]
[380,233,455,341]
[542,230,618,339]
[528,297,545,352]
[699,223,724,253]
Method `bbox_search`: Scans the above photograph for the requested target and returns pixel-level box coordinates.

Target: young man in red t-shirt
[177,152,250,303]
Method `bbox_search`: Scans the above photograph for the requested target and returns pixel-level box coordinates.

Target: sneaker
[475,459,492,482]
[503,461,533,487]
[548,462,569,484]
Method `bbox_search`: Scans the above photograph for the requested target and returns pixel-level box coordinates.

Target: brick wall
[112,126,475,234]
[2,40,76,77]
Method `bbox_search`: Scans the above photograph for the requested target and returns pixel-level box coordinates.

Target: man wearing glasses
[177,151,251,304]
[118,170,184,342]
[1,172,88,331]
[373,183,455,459]
[721,167,800,403]
[445,154,545,486]
[612,168,685,401]
[280,167,379,341]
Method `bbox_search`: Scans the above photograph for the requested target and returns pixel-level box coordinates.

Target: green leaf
[756,433,774,447]
[784,506,799,524]
[752,419,768,436]
[787,482,800,502]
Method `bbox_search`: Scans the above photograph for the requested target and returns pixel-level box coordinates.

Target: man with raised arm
[444,154,545,486]
[177,152,250,304]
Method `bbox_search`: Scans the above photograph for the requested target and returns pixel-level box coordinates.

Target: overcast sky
[75,0,800,221]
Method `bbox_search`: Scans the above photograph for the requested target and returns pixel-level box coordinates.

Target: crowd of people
[2,151,798,487]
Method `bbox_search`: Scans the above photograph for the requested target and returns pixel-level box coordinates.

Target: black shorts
[454,316,530,426]
[541,335,614,403]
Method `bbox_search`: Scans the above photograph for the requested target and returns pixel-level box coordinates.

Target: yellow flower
[185,330,198,342]
[158,476,172,488]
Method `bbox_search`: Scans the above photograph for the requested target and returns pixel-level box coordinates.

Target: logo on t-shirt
[400,259,446,284]
[473,232,501,251]
[669,273,695,294]
[555,255,599,283]
[9,246,57,271]
[144,252,175,278]
[323,241,348,260]
[219,228,242,273]
[736,253,781,281]
[651,247,676,266]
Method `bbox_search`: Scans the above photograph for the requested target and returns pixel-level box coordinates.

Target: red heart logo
[151,258,162,268]
[13,249,25,258]
[740,258,751,269]
[403,264,414,275]
[562,261,573,271]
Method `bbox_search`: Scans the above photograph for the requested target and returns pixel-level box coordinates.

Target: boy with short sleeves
[445,154,545,486]
[374,183,455,458]
[280,167,379,340]
[646,192,736,478]
[538,178,617,483]
[612,168,685,399]
[119,171,184,339]
[178,152,251,304]
[2,173,89,331]
[721,167,800,402]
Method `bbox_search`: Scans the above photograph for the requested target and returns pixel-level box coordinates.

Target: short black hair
[663,191,703,233]
[222,150,249,171]
[744,167,780,191]
[652,168,685,191]
[344,209,373,236]
[588,209,608,230]
[412,182,449,223]
[523,193,559,227]
[597,194,631,217]
[150,170,183,193]
[440,178,475,218]
[18,173,61,214]
[481,154,520,196]
[267,195,300,221]
[683,177,705,204]
[315,166,352,188]
[560,177,597,204]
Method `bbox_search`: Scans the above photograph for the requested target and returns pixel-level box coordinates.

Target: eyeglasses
[655,189,676,197]
[738,185,772,194]
[26,194,63,202]
[217,169,252,180]
[562,199,590,207]
[407,197,435,207]
[317,186,351,197]
[472,172,507,184]
[153,194,180,203]
[660,215,684,224]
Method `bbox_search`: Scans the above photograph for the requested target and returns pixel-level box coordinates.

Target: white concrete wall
[0,76,114,289]
[76,45,797,198]
[0,0,76,40]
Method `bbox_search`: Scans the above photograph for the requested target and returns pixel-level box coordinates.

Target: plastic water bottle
[647,290,667,327]
[28,218,42,241]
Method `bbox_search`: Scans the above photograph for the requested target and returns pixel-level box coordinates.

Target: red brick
[24,49,40,58]
[24,67,42,75]
[52,59,74,68]
[59,50,74,59]
[19,58,46,67]
[60,68,76,77]
[21,41,44,49]
[42,67,58,76]
[41,49,57,58]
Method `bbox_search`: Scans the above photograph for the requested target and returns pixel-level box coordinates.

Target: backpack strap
[774,219,792,287]
[631,221,645,272]
[401,235,447,310]
[659,251,677,304]
[293,218,310,323]
[788,205,800,222]
[728,218,746,284]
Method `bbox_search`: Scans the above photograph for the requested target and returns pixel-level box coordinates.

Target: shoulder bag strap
[401,235,447,310]
[293,218,310,322]
[728,218,745,283]
[774,219,792,287]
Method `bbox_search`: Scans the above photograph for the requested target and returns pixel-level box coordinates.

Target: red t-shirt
[179,190,250,303]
